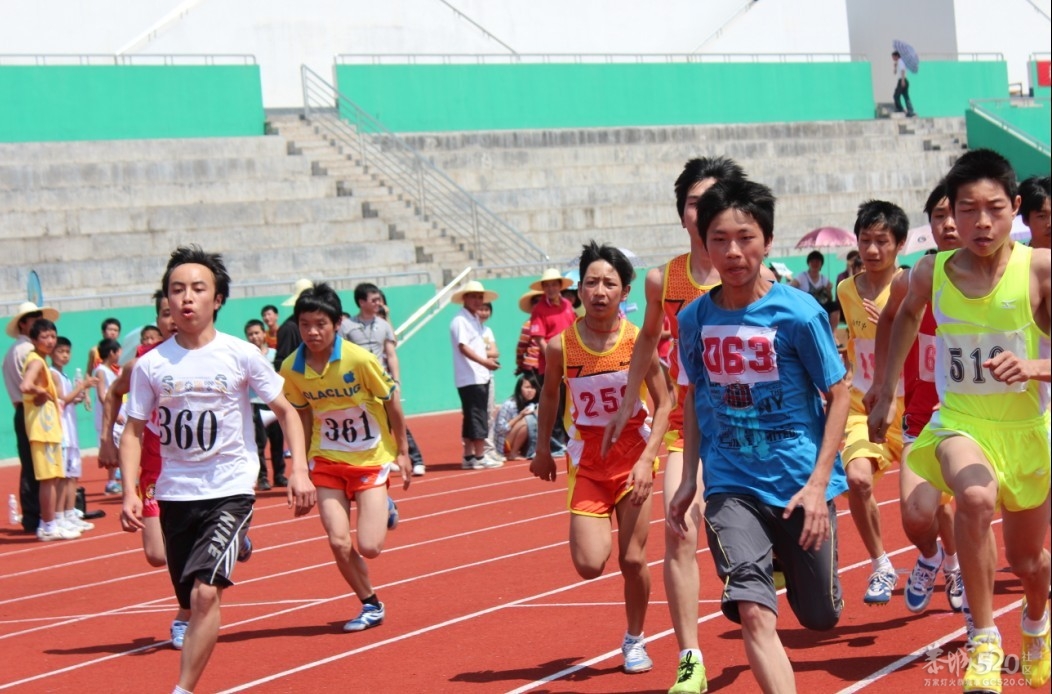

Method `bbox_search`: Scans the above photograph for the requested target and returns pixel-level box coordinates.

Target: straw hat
[451,280,498,304]
[6,301,60,338]
[518,289,543,314]
[281,278,314,307]
[529,268,574,292]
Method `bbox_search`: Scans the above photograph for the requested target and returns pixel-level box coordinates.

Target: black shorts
[703,493,843,631]
[457,383,490,440]
[159,495,254,609]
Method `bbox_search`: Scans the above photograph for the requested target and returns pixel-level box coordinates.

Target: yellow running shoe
[963,634,1003,694]
[1021,601,1051,688]
[668,651,707,694]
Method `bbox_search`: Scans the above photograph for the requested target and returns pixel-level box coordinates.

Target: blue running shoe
[171,620,189,650]
[387,497,399,530]
[864,568,897,605]
[237,535,253,563]
[622,635,653,674]
[343,602,385,632]
[904,555,940,612]
[944,567,965,612]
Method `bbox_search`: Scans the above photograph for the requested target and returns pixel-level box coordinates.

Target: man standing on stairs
[892,51,916,118]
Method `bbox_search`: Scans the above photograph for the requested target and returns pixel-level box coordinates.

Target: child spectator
[49,336,97,534]
[93,337,123,494]
[139,325,163,347]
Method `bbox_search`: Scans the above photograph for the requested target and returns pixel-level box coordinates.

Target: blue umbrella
[893,39,919,73]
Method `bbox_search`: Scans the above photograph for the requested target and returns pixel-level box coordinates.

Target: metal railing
[395,267,473,345]
[336,52,865,65]
[300,65,548,269]
[0,54,255,65]
[969,98,1052,156]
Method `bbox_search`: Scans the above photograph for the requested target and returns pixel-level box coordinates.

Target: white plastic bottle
[8,493,20,525]
[74,367,83,384]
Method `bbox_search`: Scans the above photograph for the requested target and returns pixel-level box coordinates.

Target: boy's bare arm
[667,385,699,538]
[863,269,910,412]
[382,391,412,489]
[98,361,134,468]
[268,394,316,516]
[118,418,146,531]
[626,352,672,505]
[529,337,565,483]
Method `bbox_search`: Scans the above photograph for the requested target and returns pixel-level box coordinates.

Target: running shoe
[66,516,94,532]
[343,602,385,632]
[904,555,940,612]
[387,497,399,530]
[1021,601,1051,688]
[170,620,189,650]
[411,463,426,477]
[237,535,253,562]
[864,568,897,605]
[103,480,122,495]
[621,636,653,674]
[37,525,79,541]
[475,455,504,470]
[668,651,707,693]
[963,633,1003,693]
[945,567,965,612]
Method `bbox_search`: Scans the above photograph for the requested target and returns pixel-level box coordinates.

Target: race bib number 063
[698,325,779,385]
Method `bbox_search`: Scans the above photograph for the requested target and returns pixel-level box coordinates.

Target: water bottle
[8,494,20,525]
[74,368,83,384]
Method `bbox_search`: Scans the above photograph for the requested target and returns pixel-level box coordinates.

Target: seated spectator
[493,374,541,460]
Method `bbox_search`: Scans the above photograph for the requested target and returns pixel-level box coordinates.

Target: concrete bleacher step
[0,136,290,165]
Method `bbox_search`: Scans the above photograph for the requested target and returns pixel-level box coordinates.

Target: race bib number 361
[318,406,382,453]
[699,325,779,385]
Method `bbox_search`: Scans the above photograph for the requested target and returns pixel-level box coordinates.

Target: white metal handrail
[969,98,1052,156]
[395,267,473,345]
[0,54,256,66]
[336,52,867,65]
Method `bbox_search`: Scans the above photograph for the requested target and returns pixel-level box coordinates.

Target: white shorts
[63,445,83,478]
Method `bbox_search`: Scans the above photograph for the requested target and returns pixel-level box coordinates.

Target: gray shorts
[703,493,843,631]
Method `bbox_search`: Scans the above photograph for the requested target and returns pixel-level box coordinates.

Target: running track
[0,411,1042,693]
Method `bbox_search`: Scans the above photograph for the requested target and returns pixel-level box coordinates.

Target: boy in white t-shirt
[119,246,316,694]
[49,336,97,533]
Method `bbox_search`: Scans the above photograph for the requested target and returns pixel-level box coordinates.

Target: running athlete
[669,179,848,694]
[870,149,1051,693]
[531,242,672,677]
[119,246,315,694]
[837,200,907,606]
[863,184,966,617]
[280,282,411,633]
[603,156,746,694]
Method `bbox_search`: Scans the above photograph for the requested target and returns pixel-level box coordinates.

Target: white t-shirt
[126,331,284,501]
[449,308,491,388]
[51,368,80,450]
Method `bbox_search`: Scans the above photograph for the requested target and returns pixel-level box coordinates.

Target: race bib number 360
[156,406,219,462]
[318,405,382,453]
[699,325,779,385]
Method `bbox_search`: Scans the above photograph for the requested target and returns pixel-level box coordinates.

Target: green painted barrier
[0,65,264,142]
[966,108,1051,179]
[1029,60,1051,98]
[906,61,1009,118]
[335,62,875,132]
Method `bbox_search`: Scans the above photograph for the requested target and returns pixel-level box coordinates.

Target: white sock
[172,687,192,694]
[64,509,78,522]
[42,520,57,533]
[942,552,959,572]
[679,648,703,663]
[921,545,944,566]
[624,631,643,643]
[872,553,893,573]
[971,626,1001,643]
[1022,609,1050,636]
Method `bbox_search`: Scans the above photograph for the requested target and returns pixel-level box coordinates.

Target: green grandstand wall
[0,65,264,142]
[907,60,1009,118]
[965,103,1051,179]
[334,62,876,132]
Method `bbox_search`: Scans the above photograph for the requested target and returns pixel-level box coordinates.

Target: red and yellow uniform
[662,252,719,450]
[562,319,656,517]
[24,352,63,481]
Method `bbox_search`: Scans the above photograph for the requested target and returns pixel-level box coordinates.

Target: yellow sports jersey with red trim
[837,270,905,407]
[561,319,650,474]
[662,252,719,431]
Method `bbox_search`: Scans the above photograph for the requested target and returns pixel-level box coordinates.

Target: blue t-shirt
[678,282,848,507]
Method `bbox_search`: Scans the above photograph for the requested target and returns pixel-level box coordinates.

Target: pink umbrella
[795,226,856,250]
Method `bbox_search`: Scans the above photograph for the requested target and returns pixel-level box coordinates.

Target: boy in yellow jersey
[870,149,1051,693]
[281,282,411,633]
[603,156,745,694]
[531,242,671,677]
[837,199,908,606]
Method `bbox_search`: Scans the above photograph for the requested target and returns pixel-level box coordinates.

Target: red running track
[0,411,1043,693]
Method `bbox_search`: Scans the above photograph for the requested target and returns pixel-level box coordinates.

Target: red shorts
[139,429,162,519]
[567,428,653,517]
[310,457,393,497]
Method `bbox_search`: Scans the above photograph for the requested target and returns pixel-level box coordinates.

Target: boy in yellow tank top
[531,242,671,678]
[870,149,1051,693]
[836,200,908,607]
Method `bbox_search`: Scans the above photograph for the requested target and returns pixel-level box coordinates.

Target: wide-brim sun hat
[529,268,574,292]
[518,289,543,314]
[281,278,314,307]
[6,301,60,338]
[451,280,498,304]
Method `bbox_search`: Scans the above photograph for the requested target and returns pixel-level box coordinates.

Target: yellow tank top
[561,318,646,435]
[838,269,905,396]
[22,352,62,444]
[662,252,718,385]
[932,243,1050,421]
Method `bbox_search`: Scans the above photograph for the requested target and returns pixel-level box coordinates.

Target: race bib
[852,338,904,396]
[155,406,220,463]
[918,333,936,383]
[568,372,632,428]
[938,331,1027,396]
[317,405,382,453]
[698,325,780,385]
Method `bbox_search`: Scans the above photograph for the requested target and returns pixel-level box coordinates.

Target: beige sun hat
[529,268,574,292]
[6,301,60,338]
[451,280,498,304]
[518,289,543,314]
[281,278,314,307]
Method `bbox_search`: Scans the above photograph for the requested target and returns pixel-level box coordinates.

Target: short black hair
[923,181,949,221]
[56,336,72,349]
[806,250,824,265]
[674,156,747,219]
[943,149,1017,208]
[354,283,381,307]
[29,318,56,339]
[579,241,635,289]
[696,179,776,245]
[161,245,231,319]
[152,288,165,317]
[244,319,265,334]
[101,317,121,333]
[261,304,278,316]
[294,282,343,325]
[97,337,121,360]
[1019,175,1051,220]
[854,200,909,244]
[141,325,162,336]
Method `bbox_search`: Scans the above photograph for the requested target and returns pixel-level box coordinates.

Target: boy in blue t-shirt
[667,179,850,693]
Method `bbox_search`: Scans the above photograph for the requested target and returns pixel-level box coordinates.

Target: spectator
[85,317,121,378]
[493,374,540,459]
[261,304,280,350]
[245,319,285,489]
[1019,175,1050,250]
[835,250,862,286]
[49,335,97,535]
[450,280,502,470]
[514,290,543,376]
[790,250,840,330]
[274,279,313,369]
[528,268,577,378]
[93,337,123,494]
[139,325,163,347]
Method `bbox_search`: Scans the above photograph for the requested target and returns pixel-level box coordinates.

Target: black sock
[362,594,380,608]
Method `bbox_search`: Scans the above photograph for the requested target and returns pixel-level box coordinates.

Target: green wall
[335,62,876,132]
[906,60,1009,118]
[966,108,1051,179]
[0,65,264,142]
